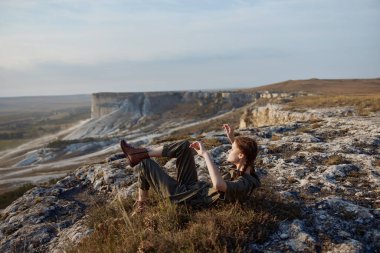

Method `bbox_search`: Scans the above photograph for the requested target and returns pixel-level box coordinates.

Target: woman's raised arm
[223,124,235,144]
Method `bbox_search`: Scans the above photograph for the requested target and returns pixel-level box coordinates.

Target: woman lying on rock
[118,124,261,215]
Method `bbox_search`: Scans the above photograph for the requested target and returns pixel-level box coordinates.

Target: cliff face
[240,104,319,128]
[91,91,254,119]
[67,91,297,139]
[61,91,255,139]
[91,93,145,118]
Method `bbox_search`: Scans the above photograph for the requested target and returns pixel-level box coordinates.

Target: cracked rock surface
[0,107,379,252]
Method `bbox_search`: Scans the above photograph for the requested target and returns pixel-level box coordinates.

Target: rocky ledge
[0,107,379,252]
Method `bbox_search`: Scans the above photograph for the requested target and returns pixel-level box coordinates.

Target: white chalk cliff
[65,91,255,140]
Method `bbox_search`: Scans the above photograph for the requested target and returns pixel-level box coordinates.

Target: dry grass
[325,154,350,165]
[66,182,302,253]
[287,176,298,184]
[0,176,66,209]
[0,183,35,209]
[267,144,300,159]
[243,78,380,95]
[307,146,325,153]
[311,122,323,129]
[271,135,282,141]
[284,94,380,116]
[296,126,314,134]
[375,159,380,168]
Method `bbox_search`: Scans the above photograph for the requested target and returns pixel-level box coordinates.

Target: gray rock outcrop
[1,106,379,252]
[240,104,320,128]
[91,91,254,119]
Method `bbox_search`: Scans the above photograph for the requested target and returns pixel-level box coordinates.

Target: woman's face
[227,141,243,164]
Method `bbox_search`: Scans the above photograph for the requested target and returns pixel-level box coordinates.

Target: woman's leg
[137,188,148,202]
[146,146,163,158]
[132,189,149,216]
[121,140,163,166]
[162,140,198,187]
[136,158,178,198]
[122,140,197,195]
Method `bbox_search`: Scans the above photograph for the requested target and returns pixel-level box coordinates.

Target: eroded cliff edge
[64,91,256,140]
[91,91,254,119]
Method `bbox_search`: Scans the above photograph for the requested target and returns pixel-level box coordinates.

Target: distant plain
[0,95,91,152]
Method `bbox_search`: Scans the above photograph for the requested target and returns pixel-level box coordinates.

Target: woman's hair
[234,136,258,176]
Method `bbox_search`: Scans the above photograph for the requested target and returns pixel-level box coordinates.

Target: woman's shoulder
[241,171,261,187]
[223,166,240,180]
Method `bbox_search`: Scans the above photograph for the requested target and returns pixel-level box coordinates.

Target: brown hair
[234,136,258,176]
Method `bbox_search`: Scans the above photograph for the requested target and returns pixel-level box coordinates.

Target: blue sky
[0,0,379,97]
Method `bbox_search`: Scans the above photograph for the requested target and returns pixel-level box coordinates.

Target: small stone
[51,188,62,196]
[308,185,321,193]
[84,229,94,235]
[71,232,83,242]
[93,179,103,190]
[8,216,18,223]
[338,230,351,238]
[280,233,289,239]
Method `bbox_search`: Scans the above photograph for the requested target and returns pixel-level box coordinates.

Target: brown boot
[130,200,146,217]
[120,140,149,167]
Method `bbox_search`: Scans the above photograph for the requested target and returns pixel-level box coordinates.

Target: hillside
[1,79,379,195]
[0,78,379,252]
[0,95,91,113]
[0,105,379,252]
[242,78,380,95]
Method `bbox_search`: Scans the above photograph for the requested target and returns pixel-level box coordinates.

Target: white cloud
[0,0,379,96]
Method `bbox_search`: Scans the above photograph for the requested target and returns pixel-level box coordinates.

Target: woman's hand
[191,140,227,192]
[223,124,235,144]
[189,141,207,157]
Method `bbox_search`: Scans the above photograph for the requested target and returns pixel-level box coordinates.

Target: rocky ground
[0,106,379,252]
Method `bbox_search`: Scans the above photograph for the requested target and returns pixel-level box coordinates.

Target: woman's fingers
[223,124,232,134]
[190,141,204,150]
[190,141,207,156]
[189,141,200,150]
